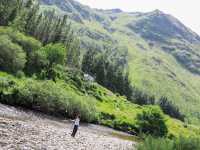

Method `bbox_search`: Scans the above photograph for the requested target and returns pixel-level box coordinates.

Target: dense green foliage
[159,96,185,122]
[132,88,156,105]
[39,43,67,66]
[1,0,80,69]
[136,106,168,137]
[0,35,26,73]
[0,27,42,55]
[25,48,48,75]
[1,71,199,138]
[15,0,80,69]
[0,27,70,77]
[0,73,96,122]
[0,27,42,74]
[82,47,133,100]
[138,135,200,150]
[0,0,18,26]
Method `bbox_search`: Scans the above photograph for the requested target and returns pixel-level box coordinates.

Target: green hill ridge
[40,0,200,124]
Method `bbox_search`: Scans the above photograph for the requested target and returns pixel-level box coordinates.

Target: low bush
[132,88,156,105]
[136,106,168,137]
[25,50,49,75]
[0,76,96,122]
[7,28,42,55]
[0,27,42,55]
[113,119,136,134]
[15,71,25,78]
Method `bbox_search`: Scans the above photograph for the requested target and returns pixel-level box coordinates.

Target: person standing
[71,114,80,137]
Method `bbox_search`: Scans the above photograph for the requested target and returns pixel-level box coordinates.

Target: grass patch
[137,135,200,150]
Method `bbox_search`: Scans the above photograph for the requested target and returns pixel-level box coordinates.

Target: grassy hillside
[109,13,200,124]
[39,0,200,124]
[0,26,198,136]
[1,70,200,138]
[0,25,198,135]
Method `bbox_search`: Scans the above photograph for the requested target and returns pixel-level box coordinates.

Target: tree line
[82,45,133,99]
[0,0,80,69]
[0,0,185,122]
[81,46,185,122]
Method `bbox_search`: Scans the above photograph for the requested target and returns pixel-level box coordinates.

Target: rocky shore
[0,104,136,150]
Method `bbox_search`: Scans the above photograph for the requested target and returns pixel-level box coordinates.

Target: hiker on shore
[71,114,80,137]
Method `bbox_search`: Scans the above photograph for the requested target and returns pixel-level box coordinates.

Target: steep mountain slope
[107,10,200,123]
[39,0,200,124]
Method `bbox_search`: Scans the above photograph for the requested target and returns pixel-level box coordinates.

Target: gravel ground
[0,104,136,150]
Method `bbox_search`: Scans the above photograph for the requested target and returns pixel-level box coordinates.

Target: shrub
[0,76,15,91]
[27,43,68,78]
[23,42,68,77]
[99,112,116,120]
[15,71,25,78]
[0,76,96,122]
[136,106,168,137]
[7,29,42,55]
[132,88,155,105]
[0,35,26,73]
[39,43,67,66]
[113,119,136,133]
[0,27,43,75]
[66,93,96,122]
[26,50,49,75]
[0,27,42,55]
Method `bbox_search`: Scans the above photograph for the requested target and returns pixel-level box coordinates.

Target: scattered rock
[0,104,135,150]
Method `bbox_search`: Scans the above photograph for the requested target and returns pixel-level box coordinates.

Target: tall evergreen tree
[0,0,20,26]
[82,45,133,99]
[159,96,185,121]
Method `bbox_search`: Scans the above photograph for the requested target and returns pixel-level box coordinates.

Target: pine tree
[0,0,20,26]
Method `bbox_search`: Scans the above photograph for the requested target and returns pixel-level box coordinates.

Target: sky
[76,0,200,35]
